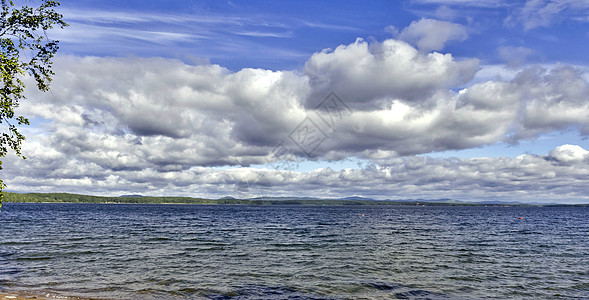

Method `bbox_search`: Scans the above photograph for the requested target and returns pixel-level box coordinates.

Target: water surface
[1,203,587,299]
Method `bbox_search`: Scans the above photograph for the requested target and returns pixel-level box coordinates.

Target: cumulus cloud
[15,42,589,163]
[15,41,589,164]
[303,38,479,109]
[548,144,589,164]
[397,18,469,52]
[4,144,589,203]
[3,36,589,202]
[21,56,310,168]
[511,65,589,140]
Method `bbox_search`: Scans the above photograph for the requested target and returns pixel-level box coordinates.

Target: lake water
[0,203,587,299]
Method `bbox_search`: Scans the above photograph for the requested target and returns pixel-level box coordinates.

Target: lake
[0,203,587,299]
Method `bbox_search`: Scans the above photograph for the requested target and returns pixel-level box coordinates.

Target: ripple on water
[0,204,587,299]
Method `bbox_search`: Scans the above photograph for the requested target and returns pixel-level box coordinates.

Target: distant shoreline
[2,192,587,207]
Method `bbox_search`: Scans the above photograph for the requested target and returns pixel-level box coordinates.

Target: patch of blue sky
[213,157,368,172]
[423,130,588,159]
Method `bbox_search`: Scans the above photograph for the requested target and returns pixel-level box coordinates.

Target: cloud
[4,35,589,202]
[397,18,469,52]
[235,31,294,38]
[303,38,479,109]
[434,5,459,20]
[410,0,509,8]
[511,65,589,139]
[5,143,589,203]
[549,144,589,164]
[56,23,202,46]
[508,0,589,30]
[16,42,589,165]
[411,0,589,31]
[384,25,399,36]
[519,0,565,30]
[20,56,311,169]
[49,6,359,69]
[497,46,535,68]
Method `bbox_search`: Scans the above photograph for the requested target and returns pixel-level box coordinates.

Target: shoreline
[0,292,97,300]
[3,201,588,208]
[0,293,61,300]
[4,192,587,207]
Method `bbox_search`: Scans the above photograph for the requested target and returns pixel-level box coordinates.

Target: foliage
[0,0,67,201]
[1,192,487,206]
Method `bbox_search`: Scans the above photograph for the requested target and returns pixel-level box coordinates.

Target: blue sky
[55,0,589,68]
[53,0,589,69]
[4,0,589,203]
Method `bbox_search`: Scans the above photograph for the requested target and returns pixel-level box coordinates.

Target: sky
[3,0,589,203]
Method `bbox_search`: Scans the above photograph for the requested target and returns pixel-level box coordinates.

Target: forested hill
[4,192,239,205]
[3,192,586,206]
[3,192,460,206]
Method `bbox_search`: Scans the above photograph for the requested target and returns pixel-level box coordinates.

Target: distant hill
[2,192,584,206]
[338,196,375,201]
[249,196,320,201]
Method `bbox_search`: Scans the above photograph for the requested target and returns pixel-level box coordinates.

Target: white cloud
[49,6,357,67]
[5,144,589,203]
[303,38,479,108]
[4,36,589,202]
[384,25,399,36]
[397,18,469,52]
[411,0,509,8]
[411,0,589,30]
[513,65,589,139]
[235,31,293,38]
[17,41,589,161]
[519,0,565,30]
[497,46,535,68]
[16,42,589,163]
[434,5,458,20]
[510,0,589,30]
[549,144,589,163]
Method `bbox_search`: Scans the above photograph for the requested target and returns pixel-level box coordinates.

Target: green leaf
[0,0,67,199]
